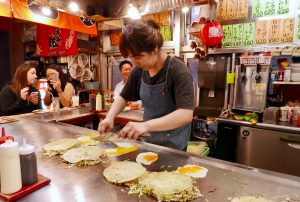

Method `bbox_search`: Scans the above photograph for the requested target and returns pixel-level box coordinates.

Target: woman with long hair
[98,19,194,150]
[0,63,41,115]
[44,64,75,107]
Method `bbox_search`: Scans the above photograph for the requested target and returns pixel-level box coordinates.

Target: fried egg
[136,152,158,165]
[104,142,138,156]
[77,136,99,146]
[176,164,208,178]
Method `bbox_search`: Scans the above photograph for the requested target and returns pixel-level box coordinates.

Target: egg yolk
[105,146,138,155]
[143,155,158,162]
[178,166,203,174]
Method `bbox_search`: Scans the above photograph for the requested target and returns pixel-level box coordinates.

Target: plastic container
[0,140,22,194]
[19,138,38,186]
[284,67,291,82]
[96,93,102,111]
[52,97,60,112]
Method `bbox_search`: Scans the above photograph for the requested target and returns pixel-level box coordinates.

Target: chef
[98,19,194,150]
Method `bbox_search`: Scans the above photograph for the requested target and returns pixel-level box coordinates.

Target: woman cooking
[98,19,194,150]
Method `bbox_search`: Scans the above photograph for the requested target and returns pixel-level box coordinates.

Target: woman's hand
[20,87,29,100]
[118,122,149,140]
[49,79,62,93]
[28,93,39,105]
[98,117,114,134]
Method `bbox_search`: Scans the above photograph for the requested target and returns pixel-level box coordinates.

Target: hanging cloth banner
[11,0,97,35]
[36,24,78,56]
[0,0,11,18]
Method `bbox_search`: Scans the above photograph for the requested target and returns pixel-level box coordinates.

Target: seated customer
[114,60,133,99]
[0,63,41,115]
[44,65,75,107]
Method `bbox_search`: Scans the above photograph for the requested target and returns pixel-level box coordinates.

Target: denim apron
[139,57,191,150]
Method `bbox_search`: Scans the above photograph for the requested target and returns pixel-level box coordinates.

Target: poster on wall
[36,24,78,56]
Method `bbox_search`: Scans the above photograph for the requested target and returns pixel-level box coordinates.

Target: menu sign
[264,0,276,16]
[252,0,290,19]
[226,0,238,20]
[232,24,244,47]
[277,0,289,15]
[216,0,227,21]
[281,18,294,43]
[237,0,248,19]
[243,23,255,46]
[294,14,300,44]
[256,20,269,44]
[222,25,233,47]
[216,0,248,20]
[269,19,282,44]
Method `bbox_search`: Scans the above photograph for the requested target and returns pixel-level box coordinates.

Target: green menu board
[264,0,277,16]
[222,25,233,47]
[232,24,244,47]
[297,14,300,40]
[252,0,290,19]
[252,0,264,18]
[277,0,289,15]
[243,23,255,46]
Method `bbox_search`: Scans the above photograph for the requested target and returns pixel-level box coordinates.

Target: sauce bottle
[19,138,38,186]
[0,127,14,144]
[89,91,96,110]
[0,140,22,194]
[96,93,102,111]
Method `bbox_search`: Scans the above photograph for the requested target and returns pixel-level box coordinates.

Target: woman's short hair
[119,19,163,58]
[11,63,37,98]
[119,60,132,71]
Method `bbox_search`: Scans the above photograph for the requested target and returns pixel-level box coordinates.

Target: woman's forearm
[144,109,193,132]
[106,96,127,120]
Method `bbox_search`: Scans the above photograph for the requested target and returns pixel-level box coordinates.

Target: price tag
[237,0,248,19]
[216,0,227,20]
[226,0,238,20]
[256,20,269,44]
[222,25,233,48]
[252,0,264,18]
[277,0,289,15]
[232,24,244,47]
[269,19,282,44]
[281,18,294,43]
[243,22,255,46]
[264,0,276,16]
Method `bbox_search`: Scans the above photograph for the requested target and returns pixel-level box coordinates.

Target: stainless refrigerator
[237,126,300,177]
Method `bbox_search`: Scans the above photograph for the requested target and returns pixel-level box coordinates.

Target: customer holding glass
[0,63,41,115]
[44,65,75,107]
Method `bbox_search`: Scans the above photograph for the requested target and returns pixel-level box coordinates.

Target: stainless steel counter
[217,118,300,134]
[1,118,300,202]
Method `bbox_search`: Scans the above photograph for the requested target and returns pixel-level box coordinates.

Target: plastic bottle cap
[0,140,19,151]
[19,138,35,155]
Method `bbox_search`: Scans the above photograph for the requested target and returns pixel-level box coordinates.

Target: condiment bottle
[89,91,96,110]
[96,93,102,111]
[19,138,38,186]
[0,140,22,194]
[0,127,14,144]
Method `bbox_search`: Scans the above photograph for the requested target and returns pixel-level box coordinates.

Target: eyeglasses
[122,25,141,35]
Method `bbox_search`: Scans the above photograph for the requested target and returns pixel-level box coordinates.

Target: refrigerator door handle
[280,136,300,149]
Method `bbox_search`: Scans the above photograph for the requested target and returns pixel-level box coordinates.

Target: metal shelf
[273,81,300,85]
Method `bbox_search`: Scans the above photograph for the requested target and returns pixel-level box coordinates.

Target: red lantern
[200,21,223,47]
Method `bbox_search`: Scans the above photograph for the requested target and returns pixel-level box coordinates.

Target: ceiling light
[182,6,189,13]
[128,4,140,19]
[41,6,51,16]
[68,2,79,12]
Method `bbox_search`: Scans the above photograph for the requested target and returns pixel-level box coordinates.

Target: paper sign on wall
[226,0,238,20]
[222,25,233,48]
[277,0,289,15]
[256,20,269,44]
[294,13,300,44]
[269,19,282,44]
[243,23,255,46]
[281,18,294,43]
[264,0,277,16]
[216,0,227,21]
[232,24,244,47]
[237,0,248,19]
[252,0,264,18]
